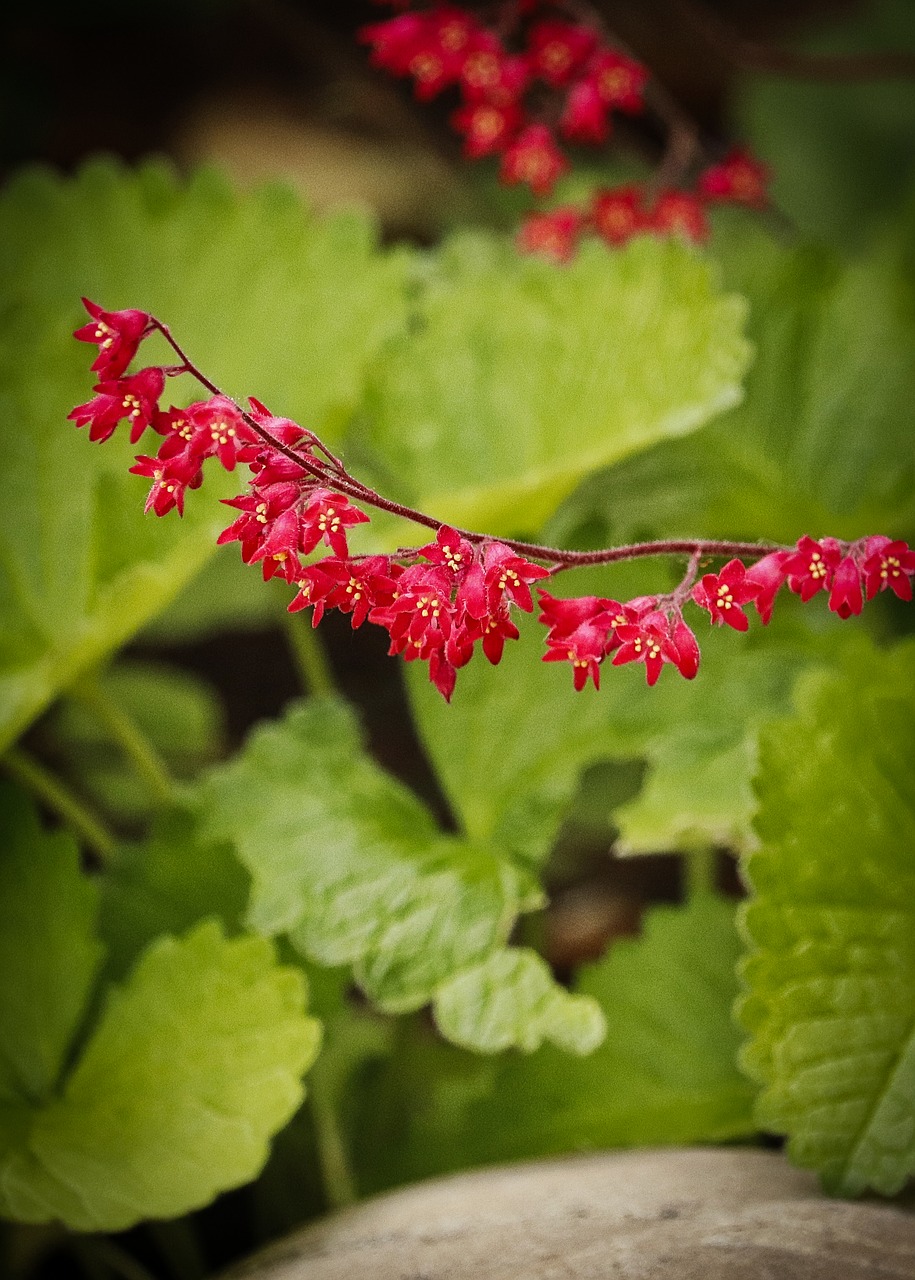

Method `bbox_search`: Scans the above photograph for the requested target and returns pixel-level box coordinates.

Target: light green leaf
[0,783,103,1104]
[550,219,915,550]
[356,232,750,536]
[0,784,319,1231]
[355,896,756,1191]
[2,922,320,1231]
[740,638,915,1196]
[200,698,592,1051]
[407,601,840,863]
[434,948,605,1055]
[0,159,411,748]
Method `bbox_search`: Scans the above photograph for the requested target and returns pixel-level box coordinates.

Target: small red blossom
[217,481,301,564]
[516,207,582,262]
[862,536,915,602]
[418,524,476,578]
[68,367,165,444]
[671,618,701,679]
[359,13,428,76]
[828,555,864,619]
[299,488,370,559]
[528,20,598,87]
[460,45,529,105]
[560,78,610,145]
[500,124,568,197]
[648,190,709,243]
[479,541,551,614]
[452,101,522,157]
[782,536,842,601]
[74,297,150,380]
[129,451,202,517]
[290,555,399,628]
[745,550,790,624]
[692,558,760,631]
[591,185,645,245]
[588,49,648,112]
[612,610,681,686]
[698,148,769,207]
[158,395,254,471]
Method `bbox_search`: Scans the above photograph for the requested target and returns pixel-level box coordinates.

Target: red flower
[479,541,551,614]
[692,558,760,631]
[74,297,150,380]
[500,124,568,196]
[68,367,165,444]
[782,536,842,601]
[588,49,647,112]
[828,555,864,619]
[452,101,522,157]
[418,524,476,577]
[671,617,700,679]
[516,208,582,262]
[592,186,645,245]
[862,536,915,602]
[298,488,370,558]
[698,148,769,207]
[359,13,429,76]
[528,20,598,87]
[543,619,610,690]
[129,451,202,517]
[611,610,681,686]
[648,190,709,243]
[217,481,301,565]
[560,78,610,145]
[158,395,254,471]
[369,563,455,654]
[290,555,399,627]
[460,44,529,106]
[745,550,790,624]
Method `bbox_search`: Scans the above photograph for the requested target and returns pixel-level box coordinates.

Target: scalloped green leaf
[356,232,750,536]
[200,698,596,1052]
[0,159,411,748]
[0,784,319,1231]
[354,896,755,1192]
[740,638,915,1196]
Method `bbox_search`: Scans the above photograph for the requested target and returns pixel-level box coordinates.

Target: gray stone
[226,1148,915,1279]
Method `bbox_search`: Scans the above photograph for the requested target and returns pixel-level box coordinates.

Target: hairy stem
[149,318,785,571]
[307,1057,358,1211]
[1,746,117,863]
[70,672,174,806]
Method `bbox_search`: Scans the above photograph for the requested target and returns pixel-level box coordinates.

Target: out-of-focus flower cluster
[360,0,769,259]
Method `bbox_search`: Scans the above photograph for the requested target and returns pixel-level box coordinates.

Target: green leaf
[434,948,605,1055]
[0,782,103,1103]
[200,698,595,1051]
[740,638,915,1196]
[406,601,841,863]
[0,784,319,1231]
[550,220,915,550]
[355,896,756,1191]
[356,232,750,536]
[0,159,411,749]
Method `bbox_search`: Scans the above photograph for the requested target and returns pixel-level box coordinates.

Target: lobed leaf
[0,784,319,1231]
[740,638,915,1196]
[201,698,598,1052]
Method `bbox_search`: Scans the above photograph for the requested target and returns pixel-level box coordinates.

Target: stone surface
[227,1147,915,1279]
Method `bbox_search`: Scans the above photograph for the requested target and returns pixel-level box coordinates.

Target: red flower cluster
[360,2,769,260]
[69,299,915,702]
